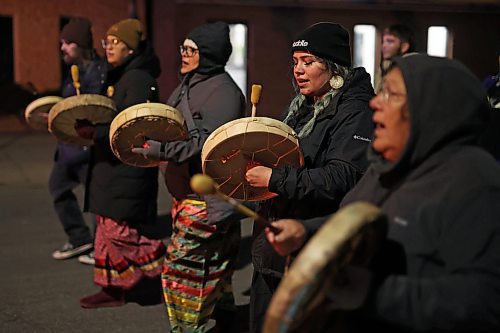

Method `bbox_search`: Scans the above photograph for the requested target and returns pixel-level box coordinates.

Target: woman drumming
[76,18,165,308]
[244,22,375,332]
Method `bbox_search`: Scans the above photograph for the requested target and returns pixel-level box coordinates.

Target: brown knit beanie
[106,19,142,50]
[60,18,93,49]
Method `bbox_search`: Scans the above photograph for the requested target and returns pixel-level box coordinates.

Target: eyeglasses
[179,45,198,57]
[378,88,407,104]
[101,38,122,49]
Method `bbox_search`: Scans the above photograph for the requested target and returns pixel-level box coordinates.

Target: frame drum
[109,102,188,167]
[202,117,304,201]
[24,96,63,131]
[48,94,116,146]
[263,202,387,333]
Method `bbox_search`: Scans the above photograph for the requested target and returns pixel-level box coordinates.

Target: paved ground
[0,115,253,332]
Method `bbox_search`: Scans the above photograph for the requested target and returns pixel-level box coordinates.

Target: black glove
[74,119,95,140]
[131,139,162,160]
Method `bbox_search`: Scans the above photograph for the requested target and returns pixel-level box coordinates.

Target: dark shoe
[125,277,163,306]
[212,308,237,333]
[52,242,93,260]
[80,287,125,308]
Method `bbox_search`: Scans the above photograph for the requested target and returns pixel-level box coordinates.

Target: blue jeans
[48,146,94,247]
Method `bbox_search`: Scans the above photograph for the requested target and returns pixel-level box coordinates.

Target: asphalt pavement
[0,116,253,333]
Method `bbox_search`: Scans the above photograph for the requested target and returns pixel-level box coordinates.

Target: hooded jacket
[159,22,245,223]
[337,55,500,332]
[84,41,161,224]
[252,67,375,276]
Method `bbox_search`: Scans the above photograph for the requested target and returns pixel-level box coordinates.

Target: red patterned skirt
[94,215,166,289]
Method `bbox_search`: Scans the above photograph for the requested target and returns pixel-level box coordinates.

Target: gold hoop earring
[330,75,344,90]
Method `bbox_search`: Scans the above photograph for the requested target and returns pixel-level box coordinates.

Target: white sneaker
[78,251,95,265]
[52,242,93,260]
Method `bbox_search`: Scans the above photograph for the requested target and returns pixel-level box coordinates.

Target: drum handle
[71,65,81,96]
[251,84,262,117]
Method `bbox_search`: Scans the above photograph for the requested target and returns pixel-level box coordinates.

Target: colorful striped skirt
[162,198,240,333]
[94,215,166,289]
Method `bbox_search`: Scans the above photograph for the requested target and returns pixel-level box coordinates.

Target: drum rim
[25,96,63,118]
[263,202,385,333]
[109,102,187,167]
[201,116,300,163]
[47,94,116,146]
[201,116,304,201]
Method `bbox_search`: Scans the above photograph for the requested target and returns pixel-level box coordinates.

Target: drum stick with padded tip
[71,65,81,96]
[190,173,279,233]
[251,84,262,117]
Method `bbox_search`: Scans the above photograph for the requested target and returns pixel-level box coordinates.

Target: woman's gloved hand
[131,139,162,160]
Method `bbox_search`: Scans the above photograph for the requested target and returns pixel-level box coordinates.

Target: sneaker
[52,242,93,260]
[80,287,125,309]
[78,251,95,265]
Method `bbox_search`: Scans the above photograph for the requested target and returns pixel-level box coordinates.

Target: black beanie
[187,21,232,74]
[292,22,351,67]
[60,18,93,49]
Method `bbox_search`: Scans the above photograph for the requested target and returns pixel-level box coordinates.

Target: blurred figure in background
[375,24,415,91]
[51,17,106,263]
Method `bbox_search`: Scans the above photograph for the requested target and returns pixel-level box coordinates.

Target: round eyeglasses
[101,38,122,49]
[378,88,407,104]
[179,45,199,57]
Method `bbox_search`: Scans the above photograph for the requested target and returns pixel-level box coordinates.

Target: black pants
[48,156,94,247]
[249,271,282,333]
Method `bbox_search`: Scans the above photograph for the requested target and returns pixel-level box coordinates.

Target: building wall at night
[160,1,499,118]
[0,0,147,94]
[1,0,498,119]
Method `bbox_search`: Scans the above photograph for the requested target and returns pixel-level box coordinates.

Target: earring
[128,50,134,54]
[330,75,344,90]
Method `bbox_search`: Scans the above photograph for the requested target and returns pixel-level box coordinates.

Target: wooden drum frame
[263,202,387,333]
[109,102,188,167]
[48,94,116,146]
[202,116,304,201]
[24,96,63,131]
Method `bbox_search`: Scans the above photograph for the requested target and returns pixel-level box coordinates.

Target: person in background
[265,54,500,332]
[131,21,246,333]
[50,17,106,264]
[244,22,374,332]
[375,24,415,91]
[76,18,165,309]
[480,53,500,161]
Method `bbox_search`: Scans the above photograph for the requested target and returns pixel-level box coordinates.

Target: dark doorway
[0,16,14,85]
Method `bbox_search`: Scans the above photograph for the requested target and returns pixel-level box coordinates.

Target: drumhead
[263,202,387,333]
[109,102,187,167]
[48,94,116,146]
[24,96,63,131]
[202,117,304,201]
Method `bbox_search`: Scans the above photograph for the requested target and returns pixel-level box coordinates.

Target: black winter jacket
[336,55,500,332]
[84,42,161,224]
[253,67,375,276]
[269,67,374,220]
